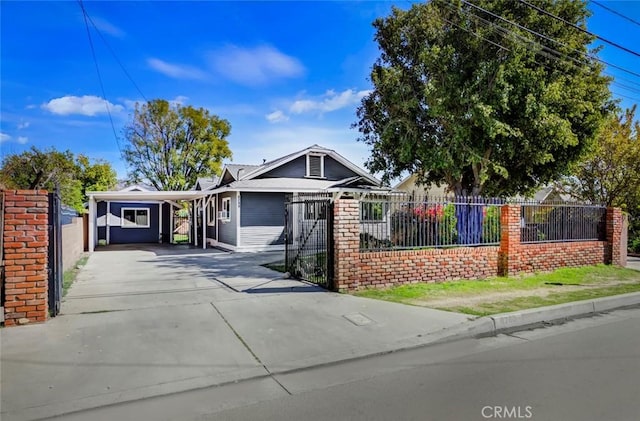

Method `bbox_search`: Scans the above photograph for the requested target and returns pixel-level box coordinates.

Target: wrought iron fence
[359,195,503,252]
[520,202,606,243]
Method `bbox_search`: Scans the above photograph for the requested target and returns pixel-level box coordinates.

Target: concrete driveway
[627,255,640,271]
[1,245,470,421]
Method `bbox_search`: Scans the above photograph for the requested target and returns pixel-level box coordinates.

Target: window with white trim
[121,208,150,228]
[306,153,324,178]
[207,198,216,226]
[219,197,230,221]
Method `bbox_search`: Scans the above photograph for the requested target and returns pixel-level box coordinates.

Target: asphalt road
[49,307,640,421]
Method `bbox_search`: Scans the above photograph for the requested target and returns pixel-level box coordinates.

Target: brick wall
[2,190,49,326]
[333,199,626,292]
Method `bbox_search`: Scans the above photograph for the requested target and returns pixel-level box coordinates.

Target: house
[86,145,384,252]
[394,174,448,197]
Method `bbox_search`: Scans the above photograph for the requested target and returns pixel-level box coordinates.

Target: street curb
[470,291,640,337]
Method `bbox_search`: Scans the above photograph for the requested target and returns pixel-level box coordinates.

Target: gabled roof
[240,144,380,185]
[117,183,157,192]
[194,176,219,191]
[223,164,261,181]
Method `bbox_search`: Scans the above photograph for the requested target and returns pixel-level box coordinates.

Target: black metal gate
[48,189,63,316]
[173,209,191,244]
[284,196,334,289]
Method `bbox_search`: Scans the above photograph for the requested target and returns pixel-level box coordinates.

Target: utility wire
[78,0,122,153]
[81,9,148,102]
[590,1,640,29]
[457,0,640,80]
[518,0,640,59]
[440,1,640,103]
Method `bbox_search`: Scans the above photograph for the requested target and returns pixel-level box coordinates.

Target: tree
[354,0,613,196]
[559,106,640,252]
[123,99,232,191]
[561,106,640,208]
[0,147,117,212]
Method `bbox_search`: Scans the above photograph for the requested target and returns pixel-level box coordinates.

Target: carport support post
[88,196,96,252]
[202,197,207,249]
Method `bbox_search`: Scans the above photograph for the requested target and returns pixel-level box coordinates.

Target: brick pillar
[333,198,360,292]
[498,204,521,276]
[606,207,625,266]
[2,190,49,326]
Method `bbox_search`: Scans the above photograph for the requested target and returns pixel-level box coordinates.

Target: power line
[81,9,148,102]
[441,1,640,103]
[455,0,640,82]
[590,1,640,29]
[78,0,121,154]
[518,0,640,59]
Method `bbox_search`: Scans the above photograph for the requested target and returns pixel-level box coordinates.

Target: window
[360,202,386,221]
[304,201,327,220]
[306,154,324,178]
[121,208,150,228]
[219,197,230,221]
[207,199,216,226]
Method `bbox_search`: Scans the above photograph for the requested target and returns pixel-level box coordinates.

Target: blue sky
[1,1,639,181]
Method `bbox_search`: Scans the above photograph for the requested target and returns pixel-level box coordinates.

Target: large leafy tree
[560,106,640,251]
[355,0,613,196]
[123,99,232,191]
[562,106,640,208]
[0,147,117,211]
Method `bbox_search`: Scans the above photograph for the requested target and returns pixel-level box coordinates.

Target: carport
[87,190,211,252]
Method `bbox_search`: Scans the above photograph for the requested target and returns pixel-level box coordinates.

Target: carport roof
[87,190,209,201]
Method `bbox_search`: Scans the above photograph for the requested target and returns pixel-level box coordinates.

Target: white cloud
[290,89,371,115]
[17,120,30,130]
[265,110,289,123]
[169,96,189,106]
[210,45,304,85]
[0,132,11,143]
[147,58,208,80]
[17,136,28,144]
[91,16,125,38]
[42,95,124,116]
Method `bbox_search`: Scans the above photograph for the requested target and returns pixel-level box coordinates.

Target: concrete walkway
[626,255,640,271]
[0,245,469,421]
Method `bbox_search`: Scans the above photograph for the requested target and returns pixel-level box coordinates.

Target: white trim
[206,195,216,226]
[106,201,111,245]
[121,207,151,229]
[306,153,325,178]
[219,197,231,221]
[170,203,174,244]
[193,199,198,247]
[88,196,96,252]
[202,198,207,250]
[159,203,163,243]
[236,191,241,248]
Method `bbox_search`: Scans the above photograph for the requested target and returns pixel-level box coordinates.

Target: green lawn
[173,234,189,243]
[354,265,640,316]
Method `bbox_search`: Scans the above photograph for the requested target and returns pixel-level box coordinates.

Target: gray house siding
[240,192,286,247]
[109,202,160,244]
[324,157,359,180]
[259,155,359,181]
[218,192,237,246]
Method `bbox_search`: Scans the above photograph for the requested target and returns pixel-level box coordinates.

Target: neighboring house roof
[194,176,220,191]
[393,174,448,196]
[116,183,157,192]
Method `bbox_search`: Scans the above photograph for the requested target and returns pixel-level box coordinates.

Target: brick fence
[333,199,627,292]
[2,190,49,326]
